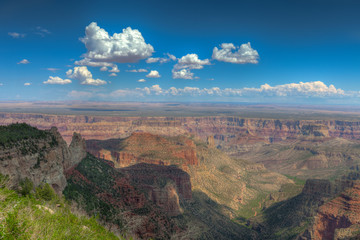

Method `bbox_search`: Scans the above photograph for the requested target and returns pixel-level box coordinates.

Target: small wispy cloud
[46,68,60,72]
[138,79,146,82]
[24,83,31,86]
[17,59,30,64]
[68,90,93,99]
[126,69,148,73]
[35,26,51,37]
[8,32,26,38]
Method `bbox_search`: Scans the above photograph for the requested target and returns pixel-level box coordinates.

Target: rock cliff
[310,183,360,239]
[120,163,192,216]
[0,123,86,193]
[86,132,198,168]
[64,154,187,239]
[2,113,360,145]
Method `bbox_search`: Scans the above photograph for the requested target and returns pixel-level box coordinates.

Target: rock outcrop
[0,123,86,193]
[86,132,199,168]
[299,181,360,240]
[64,154,186,239]
[120,163,192,216]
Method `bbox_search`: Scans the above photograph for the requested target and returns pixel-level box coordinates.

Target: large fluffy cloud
[66,66,106,86]
[212,42,259,64]
[43,76,72,85]
[172,54,210,79]
[79,22,154,64]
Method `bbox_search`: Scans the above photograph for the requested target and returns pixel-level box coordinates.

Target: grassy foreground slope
[0,177,119,240]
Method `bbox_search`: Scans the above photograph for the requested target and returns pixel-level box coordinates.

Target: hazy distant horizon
[1,101,360,120]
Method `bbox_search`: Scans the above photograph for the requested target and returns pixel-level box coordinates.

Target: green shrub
[18,178,34,196]
[5,210,28,239]
[35,183,56,201]
[0,174,9,188]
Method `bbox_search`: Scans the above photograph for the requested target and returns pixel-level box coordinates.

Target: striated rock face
[120,163,192,216]
[2,114,360,145]
[301,182,360,240]
[0,124,86,193]
[86,132,198,168]
[64,155,186,239]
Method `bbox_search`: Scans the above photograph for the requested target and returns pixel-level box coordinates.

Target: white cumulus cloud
[172,69,194,80]
[212,42,259,64]
[109,65,120,73]
[66,66,107,86]
[174,54,210,70]
[172,53,210,79]
[106,81,345,99]
[242,81,344,97]
[146,70,161,78]
[79,22,154,64]
[43,76,72,85]
[17,59,30,64]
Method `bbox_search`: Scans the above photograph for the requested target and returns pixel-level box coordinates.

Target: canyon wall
[300,181,360,240]
[1,113,360,147]
[0,124,86,193]
[86,132,198,168]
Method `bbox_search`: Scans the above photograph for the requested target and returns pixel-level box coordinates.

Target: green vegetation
[0,123,58,164]
[0,174,119,240]
[64,154,125,229]
[0,123,54,148]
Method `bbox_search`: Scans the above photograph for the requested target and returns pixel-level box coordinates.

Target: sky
[1,0,360,104]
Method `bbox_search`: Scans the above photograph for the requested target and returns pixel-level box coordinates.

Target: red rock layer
[86,132,199,168]
[2,113,360,146]
[311,182,360,240]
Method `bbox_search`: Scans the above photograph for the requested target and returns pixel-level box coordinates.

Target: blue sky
[1,0,360,103]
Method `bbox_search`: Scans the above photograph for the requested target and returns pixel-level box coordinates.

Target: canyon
[2,113,360,179]
[3,112,360,239]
